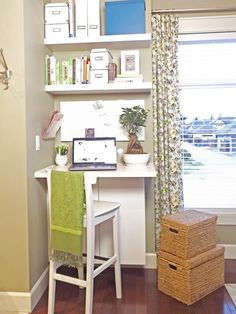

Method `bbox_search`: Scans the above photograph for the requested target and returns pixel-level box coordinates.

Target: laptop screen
[72,137,117,165]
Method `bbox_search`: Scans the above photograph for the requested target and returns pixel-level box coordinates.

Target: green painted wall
[0,0,53,296]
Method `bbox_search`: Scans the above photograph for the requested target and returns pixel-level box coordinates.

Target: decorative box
[160,210,217,259]
[44,3,69,24]
[45,23,70,40]
[90,69,109,84]
[105,0,146,35]
[158,246,225,305]
[90,49,113,70]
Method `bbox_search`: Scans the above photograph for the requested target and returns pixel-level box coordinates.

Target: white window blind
[179,40,236,86]
[179,39,236,210]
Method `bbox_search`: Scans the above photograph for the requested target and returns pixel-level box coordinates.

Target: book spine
[59,60,63,85]
[108,62,117,82]
[61,60,68,85]
[87,60,90,84]
[45,55,50,85]
[75,57,82,84]
[72,58,76,84]
[67,57,73,84]
[55,60,60,85]
[49,56,56,85]
[82,56,89,84]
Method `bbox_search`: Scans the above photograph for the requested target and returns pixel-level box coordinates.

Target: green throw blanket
[50,170,85,267]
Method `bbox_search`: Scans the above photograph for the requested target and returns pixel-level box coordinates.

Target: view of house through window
[178,38,236,210]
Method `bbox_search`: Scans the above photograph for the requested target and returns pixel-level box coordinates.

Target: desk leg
[98,178,146,265]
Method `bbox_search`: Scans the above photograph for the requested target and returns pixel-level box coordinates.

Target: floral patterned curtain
[152,14,183,250]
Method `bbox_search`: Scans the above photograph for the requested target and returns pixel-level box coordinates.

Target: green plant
[55,143,69,155]
[119,105,149,154]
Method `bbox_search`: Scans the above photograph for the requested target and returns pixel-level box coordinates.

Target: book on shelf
[45,55,50,85]
[55,60,60,85]
[114,74,144,84]
[108,62,117,82]
[116,74,143,78]
[49,56,56,85]
[73,57,83,84]
[61,60,69,85]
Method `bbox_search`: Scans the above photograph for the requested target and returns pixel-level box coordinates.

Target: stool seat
[91,200,120,217]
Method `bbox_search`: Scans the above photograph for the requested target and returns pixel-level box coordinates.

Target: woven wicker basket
[158,246,225,305]
[160,210,217,259]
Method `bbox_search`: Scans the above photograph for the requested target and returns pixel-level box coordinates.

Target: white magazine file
[75,0,88,37]
[87,0,100,37]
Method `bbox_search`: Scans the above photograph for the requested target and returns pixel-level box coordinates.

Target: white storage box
[90,49,113,70]
[90,69,109,84]
[45,3,69,24]
[45,23,70,40]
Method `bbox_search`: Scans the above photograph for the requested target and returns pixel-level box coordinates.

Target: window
[178,36,236,212]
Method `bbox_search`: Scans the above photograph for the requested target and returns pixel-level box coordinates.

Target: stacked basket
[158,210,225,305]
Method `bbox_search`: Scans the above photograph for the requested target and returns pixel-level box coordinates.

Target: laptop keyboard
[69,163,117,171]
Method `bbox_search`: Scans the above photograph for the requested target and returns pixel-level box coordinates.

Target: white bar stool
[47,170,122,314]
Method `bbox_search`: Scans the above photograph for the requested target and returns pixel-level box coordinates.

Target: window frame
[178,15,236,225]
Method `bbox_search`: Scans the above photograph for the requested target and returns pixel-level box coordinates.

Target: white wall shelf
[45,82,152,94]
[44,33,151,51]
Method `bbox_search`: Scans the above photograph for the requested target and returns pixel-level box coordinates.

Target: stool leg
[113,210,122,299]
[78,264,85,289]
[48,260,56,314]
[85,224,95,314]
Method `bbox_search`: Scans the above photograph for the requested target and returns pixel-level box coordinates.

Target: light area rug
[226,284,236,305]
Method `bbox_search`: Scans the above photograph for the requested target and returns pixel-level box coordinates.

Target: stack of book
[45,55,90,85]
[114,74,143,84]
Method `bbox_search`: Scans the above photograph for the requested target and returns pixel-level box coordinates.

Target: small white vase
[55,154,68,166]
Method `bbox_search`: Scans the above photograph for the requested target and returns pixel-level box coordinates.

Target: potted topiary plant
[55,143,69,166]
[119,105,150,165]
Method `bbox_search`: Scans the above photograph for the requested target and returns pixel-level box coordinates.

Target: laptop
[69,137,117,171]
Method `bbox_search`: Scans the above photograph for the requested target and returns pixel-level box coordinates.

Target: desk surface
[34,163,156,179]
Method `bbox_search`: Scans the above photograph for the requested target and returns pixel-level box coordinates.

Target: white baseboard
[30,267,49,310]
[221,244,236,259]
[0,291,31,313]
[0,267,48,313]
[145,253,157,269]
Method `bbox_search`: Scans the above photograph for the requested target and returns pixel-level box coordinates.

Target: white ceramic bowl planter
[123,153,150,166]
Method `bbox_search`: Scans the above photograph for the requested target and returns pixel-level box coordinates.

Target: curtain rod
[152,7,236,14]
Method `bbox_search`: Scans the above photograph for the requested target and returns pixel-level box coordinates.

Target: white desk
[35,163,156,265]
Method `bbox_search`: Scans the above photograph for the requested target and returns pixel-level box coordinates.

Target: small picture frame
[120,50,140,76]
[85,128,95,138]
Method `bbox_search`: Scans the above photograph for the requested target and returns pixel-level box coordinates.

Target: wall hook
[0,48,12,90]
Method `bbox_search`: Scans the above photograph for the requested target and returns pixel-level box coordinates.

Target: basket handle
[169,227,178,234]
[168,263,177,271]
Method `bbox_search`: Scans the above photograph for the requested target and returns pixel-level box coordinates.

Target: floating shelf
[45,83,152,95]
[44,33,151,51]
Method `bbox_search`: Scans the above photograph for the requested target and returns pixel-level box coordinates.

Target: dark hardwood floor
[33,260,236,314]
